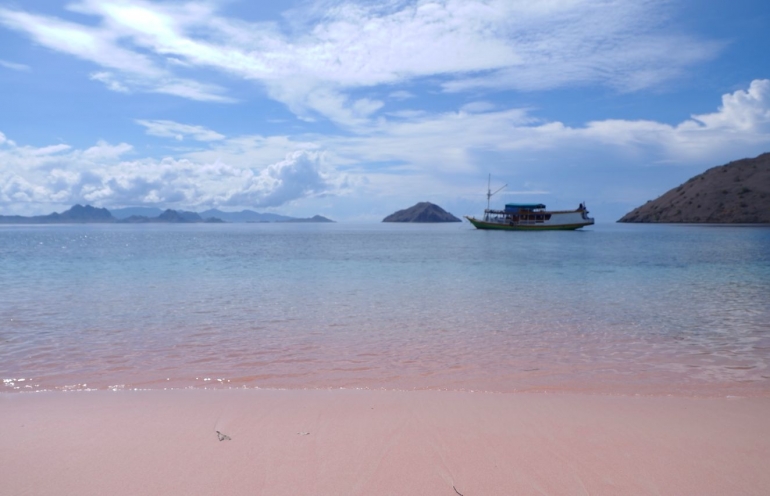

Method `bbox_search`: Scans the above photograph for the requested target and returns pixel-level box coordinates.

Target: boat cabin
[484,203,553,224]
[503,203,546,213]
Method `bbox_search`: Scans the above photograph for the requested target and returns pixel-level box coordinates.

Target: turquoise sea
[1,222,769,396]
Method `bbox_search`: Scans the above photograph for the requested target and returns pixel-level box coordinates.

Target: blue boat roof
[505,203,546,209]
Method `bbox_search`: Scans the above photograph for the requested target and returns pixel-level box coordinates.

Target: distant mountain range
[0,205,335,224]
[109,207,298,223]
[199,208,295,223]
[619,152,770,223]
[280,215,335,223]
[0,204,117,224]
[383,202,461,222]
[118,209,224,224]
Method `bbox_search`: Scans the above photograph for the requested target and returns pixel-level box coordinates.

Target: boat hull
[465,216,592,231]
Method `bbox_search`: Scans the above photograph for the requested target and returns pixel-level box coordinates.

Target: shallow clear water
[1,222,769,396]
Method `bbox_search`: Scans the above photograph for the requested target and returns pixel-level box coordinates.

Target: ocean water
[1,222,769,396]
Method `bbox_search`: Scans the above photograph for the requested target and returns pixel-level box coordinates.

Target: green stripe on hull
[465,217,591,231]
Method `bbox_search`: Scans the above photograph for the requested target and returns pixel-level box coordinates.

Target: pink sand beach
[3,223,770,494]
[2,389,769,495]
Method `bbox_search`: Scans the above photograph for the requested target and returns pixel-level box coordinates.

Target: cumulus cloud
[576,79,770,159]
[214,79,770,178]
[0,0,720,125]
[223,151,334,207]
[81,141,133,160]
[688,79,770,131]
[0,132,340,211]
[2,80,769,216]
[175,80,770,185]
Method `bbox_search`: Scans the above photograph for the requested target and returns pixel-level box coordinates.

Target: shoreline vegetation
[0,204,336,224]
[2,389,768,495]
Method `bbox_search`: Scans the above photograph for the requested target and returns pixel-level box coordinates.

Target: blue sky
[1,0,769,221]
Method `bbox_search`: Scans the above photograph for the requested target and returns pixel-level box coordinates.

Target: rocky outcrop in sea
[382,202,461,222]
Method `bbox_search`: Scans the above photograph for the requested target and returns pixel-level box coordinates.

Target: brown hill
[618,153,770,223]
[383,202,461,222]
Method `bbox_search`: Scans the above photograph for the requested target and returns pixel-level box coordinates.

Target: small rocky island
[618,152,770,223]
[382,202,461,222]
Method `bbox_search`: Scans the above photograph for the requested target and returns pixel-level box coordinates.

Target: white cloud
[460,101,497,113]
[0,0,721,125]
[385,109,428,119]
[389,90,415,101]
[0,7,159,75]
[0,59,30,71]
[324,108,537,174]
[81,140,133,160]
[205,80,770,181]
[90,72,130,93]
[136,120,226,142]
[332,79,770,169]
[0,132,342,211]
[0,132,16,148]
[183,134,320,168]
[577,79,770,159]
[0,5,231,103]
[151,80,235,103]
[688,79,770,131]
[2,80,768,217]
[223,151,335,208]
[25,144,72,157]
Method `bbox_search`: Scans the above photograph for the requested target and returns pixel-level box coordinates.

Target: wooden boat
[465,203,594,230]
[465,176,594,230]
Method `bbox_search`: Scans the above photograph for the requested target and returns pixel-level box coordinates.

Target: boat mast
[486,174,507,211]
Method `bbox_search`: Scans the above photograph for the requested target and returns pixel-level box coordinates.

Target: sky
[0,0,769,221]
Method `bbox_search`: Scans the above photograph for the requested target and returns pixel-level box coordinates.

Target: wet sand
[2,389,769,495]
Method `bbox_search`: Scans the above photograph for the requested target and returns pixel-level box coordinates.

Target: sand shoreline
[3,389,769,495]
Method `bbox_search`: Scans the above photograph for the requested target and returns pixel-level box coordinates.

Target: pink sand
[2,390,769,495]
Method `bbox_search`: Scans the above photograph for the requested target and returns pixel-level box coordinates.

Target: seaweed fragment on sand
[216,430,231,441]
